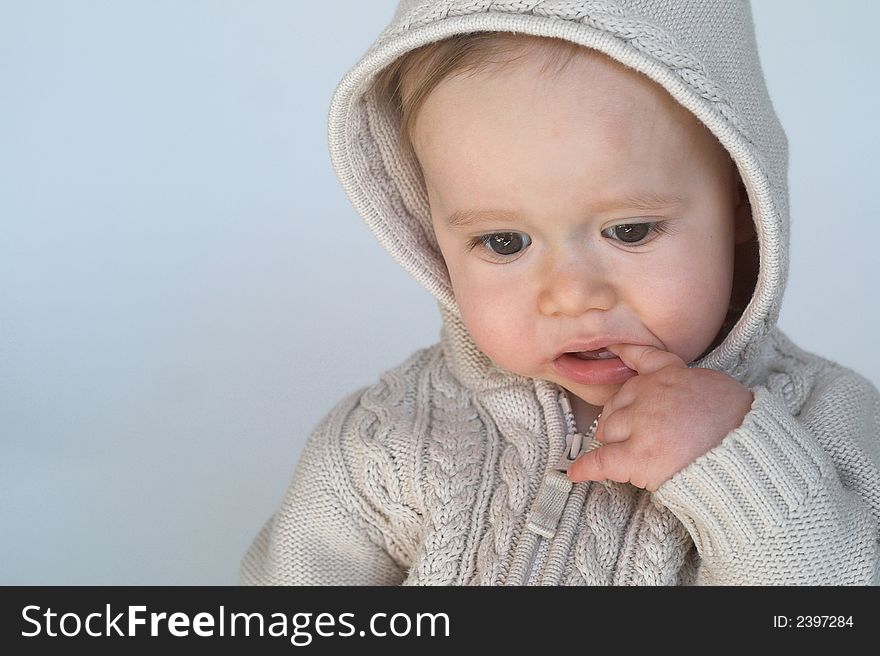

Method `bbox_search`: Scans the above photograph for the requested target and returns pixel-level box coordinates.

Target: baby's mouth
[553,347,636,386]
[568,348,618,360]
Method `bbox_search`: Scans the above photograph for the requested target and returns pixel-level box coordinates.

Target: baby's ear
[733,179,754,245]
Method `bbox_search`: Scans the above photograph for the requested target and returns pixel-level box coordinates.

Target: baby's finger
[599,374,639,417]
[606,343,685,376]
[594,406,631,444]
[566,443,630,484]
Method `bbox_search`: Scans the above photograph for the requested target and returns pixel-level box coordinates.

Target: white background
[1,0,877,584]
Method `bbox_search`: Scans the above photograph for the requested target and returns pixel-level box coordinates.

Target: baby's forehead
[464,38,698,126]
[408,34,735,204]
[434,51,717,151]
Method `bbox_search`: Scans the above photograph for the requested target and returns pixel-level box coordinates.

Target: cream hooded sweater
[240,0,880,585]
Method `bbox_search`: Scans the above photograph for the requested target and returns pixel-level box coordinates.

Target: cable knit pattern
[241,327,880,585]
[241,0,880,586]
[567,483,634,584]
[473,384,551,584]
[407,353,490,584]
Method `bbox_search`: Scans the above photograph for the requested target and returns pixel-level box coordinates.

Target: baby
[241,0,880,585]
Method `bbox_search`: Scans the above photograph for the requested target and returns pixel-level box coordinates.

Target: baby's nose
[536,258,616,317]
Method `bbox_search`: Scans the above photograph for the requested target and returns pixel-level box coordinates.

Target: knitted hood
[327,0,788,387]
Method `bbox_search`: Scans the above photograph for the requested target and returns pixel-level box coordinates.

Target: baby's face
[412,45,746,407]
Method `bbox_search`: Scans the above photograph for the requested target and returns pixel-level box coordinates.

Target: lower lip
[552,353,637,385]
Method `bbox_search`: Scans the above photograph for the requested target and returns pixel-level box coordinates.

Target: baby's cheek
[456,288,535,373]
[649,264,732,361]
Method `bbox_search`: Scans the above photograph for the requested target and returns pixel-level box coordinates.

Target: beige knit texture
[240,0,880,585]
[240,325,880,585]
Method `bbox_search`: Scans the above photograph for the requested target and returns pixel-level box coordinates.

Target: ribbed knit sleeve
[238,385,423,586]
[653,368,880,585]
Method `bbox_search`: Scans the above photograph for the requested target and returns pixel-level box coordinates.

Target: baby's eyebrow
[445,190,685,228]
[446,208,519,229]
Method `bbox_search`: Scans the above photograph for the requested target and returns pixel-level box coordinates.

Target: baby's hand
[567,343,754,491]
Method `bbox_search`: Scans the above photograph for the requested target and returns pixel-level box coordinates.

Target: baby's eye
[469,232,532,259]
[601,221,669,246]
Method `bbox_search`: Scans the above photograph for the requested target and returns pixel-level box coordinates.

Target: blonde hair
[368,32,585,169]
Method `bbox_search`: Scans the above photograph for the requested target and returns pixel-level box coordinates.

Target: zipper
[519,390,580,585]
[525,536,551,585]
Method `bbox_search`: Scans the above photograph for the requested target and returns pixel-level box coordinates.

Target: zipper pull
[554,390,600,472]
[555,430,586,471]
[526,470,573,539]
